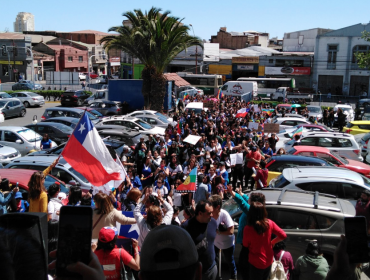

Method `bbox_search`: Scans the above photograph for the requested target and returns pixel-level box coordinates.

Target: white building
[312,23,370,96]
[283,28,332,52]
[14,12,35,32]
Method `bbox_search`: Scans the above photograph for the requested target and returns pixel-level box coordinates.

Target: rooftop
[163,73,190,87]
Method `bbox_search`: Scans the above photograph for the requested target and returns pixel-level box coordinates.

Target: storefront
[110,57,120,75]
[231,57,259,80]
[265,66,312,89]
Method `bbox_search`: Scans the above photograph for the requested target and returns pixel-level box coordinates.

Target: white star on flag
[128,223,140,235]
[78,122,86,134]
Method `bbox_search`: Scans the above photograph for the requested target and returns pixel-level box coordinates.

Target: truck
[221,81,258,97]
[270,87,314,102]
[84,79,173,113]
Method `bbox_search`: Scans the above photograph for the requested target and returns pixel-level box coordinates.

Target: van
[221,81,258,97]
[185,102,208,115]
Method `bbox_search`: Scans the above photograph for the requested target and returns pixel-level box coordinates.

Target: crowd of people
[0,94,367,280]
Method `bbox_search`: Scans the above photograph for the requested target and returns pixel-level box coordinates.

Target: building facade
[283,28,332,52]
[312,23,370,96]
[14,12,34,32]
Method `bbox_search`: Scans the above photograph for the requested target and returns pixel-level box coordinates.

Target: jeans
[215,245,237,278]
[232,167,244,189]
[249,263,271,280]
[244,167,255,191]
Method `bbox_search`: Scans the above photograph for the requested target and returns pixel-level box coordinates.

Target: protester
[40,133,53,150]
[244,145,261,191]
[0,178,19,214]
[122,188,141,211]
[254,160,268,189]
[94,227,140,280]
[273,241,294,280]
[92,193,136,239]
[47,183,63,221]
[293,241,329,280]
[28,171,48,213]
[355,189,370,233]
[194,174,210,203]
[13,191,29,212]
[67,185,82,206]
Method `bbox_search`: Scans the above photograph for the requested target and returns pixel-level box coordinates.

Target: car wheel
[19,109,26,117]
[77,99,83,106]
[24,101,30,108]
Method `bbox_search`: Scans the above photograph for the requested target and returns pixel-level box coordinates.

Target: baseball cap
[140,225,198,272]
[99,227,118,243]
[251,146,257,152]
[14,192,22,199]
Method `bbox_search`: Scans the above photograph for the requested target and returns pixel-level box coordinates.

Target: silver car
[306,106,323,122]
[10,91,45,107]
[0,144,21,165]
[0,98,26,119]
[0,126,57,156]
[134,114,171,129]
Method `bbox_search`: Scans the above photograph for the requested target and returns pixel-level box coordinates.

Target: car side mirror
[15,139,23,144]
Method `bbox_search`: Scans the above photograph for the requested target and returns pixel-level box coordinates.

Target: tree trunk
[141,66,155,109]
[150,72,167,112]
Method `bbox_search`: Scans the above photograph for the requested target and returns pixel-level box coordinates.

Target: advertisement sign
[232,56,259,64]
[237,65,254,70]
[109,57,120,62]
[265,67,311,76]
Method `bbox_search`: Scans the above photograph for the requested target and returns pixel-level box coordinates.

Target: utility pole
[189,24,198,74]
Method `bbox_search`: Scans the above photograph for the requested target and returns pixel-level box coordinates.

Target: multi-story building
[283,28,332,52]
[14,12,35,32]
[312,23,370,96]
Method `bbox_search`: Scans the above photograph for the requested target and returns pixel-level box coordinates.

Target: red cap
[99,227,117,243]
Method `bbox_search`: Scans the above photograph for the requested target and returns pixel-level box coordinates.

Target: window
[298,182,339,196]
[358,125,370,130]
[68,56,73,62]
[105,120,122,125]
[221,85,228,91]
[51,168,74,184]
[7,101,14,108]
[341,183,363,200]
[269,59,273,63]
[336,138,352,147]
[318,137,335,147]
[316,215,336,230]
[352,45,370,63]
[281,120,295,126]
[13,100,21,106]
[4,131,20,142]
[300,137,316,146]
[37,126,52,133]
[316,152,340,165]
[298,151,315,157]
[78,56,83,62]
[327,45,338,69]
[276,210,318,230]
[90,103,99,108]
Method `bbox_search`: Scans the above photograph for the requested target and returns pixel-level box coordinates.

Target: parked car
[61,90,90,107]
[358,132,370,158]
[5,156,92,190]
[43,117,79,129]
[287,145,370,177]
[10,91,45,107]
[12,80,44,90]
[95,75,110,84]
[272,113,306,120]
[25,122,73,145]
[125,110,173,122]
[133,114,171,129]
[278,123,334,135]
[0,126,57,156]
[0,169,69,202]
[41,107,100,125]
[75,107,105,119]
[334,104,354,125]
[342,121,370,135]
[222,188,355,263]
[96,116,165,136]
[98,129,146,148]
[306,105,323,122]
[290,132,363,161]
[0,92,14,99]
[265,154,332,184]
[83,72,98,79]
[89,100,121,116]
[273,117,311,130]
[0,144,21,165]
[0,98,26,119]
[269,166,370,206]
[79,73,86,80]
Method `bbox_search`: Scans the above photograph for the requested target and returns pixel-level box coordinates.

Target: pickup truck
[270,87,314,102]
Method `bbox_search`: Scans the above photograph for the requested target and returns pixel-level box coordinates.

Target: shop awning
[163,73,190,87]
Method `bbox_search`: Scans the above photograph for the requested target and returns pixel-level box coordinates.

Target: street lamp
[189,24,198,74]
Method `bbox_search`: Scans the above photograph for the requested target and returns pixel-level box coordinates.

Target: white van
[185,102,208,114]
[221,81,258,97]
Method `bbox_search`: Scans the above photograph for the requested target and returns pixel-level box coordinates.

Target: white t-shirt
[47,198,63,221]
[154,186,168,197]
[214,209,235,249]
[172,191,182,206]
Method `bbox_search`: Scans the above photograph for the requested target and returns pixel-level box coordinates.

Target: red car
[288,146,370,178]
[0,169,70,202]
[293,123,333,132]
[83,72,98,79]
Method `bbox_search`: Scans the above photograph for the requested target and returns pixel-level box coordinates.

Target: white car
[0,144,21,165]
[79,73,86,80]
[273,117,311,130]
[126,110,173,122]
[334,105,354,123]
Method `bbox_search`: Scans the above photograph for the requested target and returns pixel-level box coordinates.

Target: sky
[1,0,369,40]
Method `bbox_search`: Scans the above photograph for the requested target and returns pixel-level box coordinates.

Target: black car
[61,90,90,106]
[44,117,80,129]
[266,154,332,173]
[25,122,73,145]
[98,128,146,148]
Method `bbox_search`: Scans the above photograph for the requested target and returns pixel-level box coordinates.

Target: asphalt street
[0,102,59,127]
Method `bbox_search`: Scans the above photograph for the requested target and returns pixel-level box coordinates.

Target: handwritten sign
[263,123,280,134]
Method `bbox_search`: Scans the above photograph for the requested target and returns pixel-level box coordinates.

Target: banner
[264,123,280,134]
[183,135,201,145]
[176,168,197,193]
[265,67,311,76]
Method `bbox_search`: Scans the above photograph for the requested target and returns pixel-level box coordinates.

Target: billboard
[265,67,311,75]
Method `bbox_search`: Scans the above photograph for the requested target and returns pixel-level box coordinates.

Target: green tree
[354,31,370,69]
[100,7,202,111]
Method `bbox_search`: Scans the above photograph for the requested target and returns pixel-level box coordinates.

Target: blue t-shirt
[41,139,52,149]
[262,146,273,156]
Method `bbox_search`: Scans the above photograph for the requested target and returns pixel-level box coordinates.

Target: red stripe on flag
[62,135,121,186]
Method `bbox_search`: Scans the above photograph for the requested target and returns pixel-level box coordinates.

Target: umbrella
[291,104,301,108]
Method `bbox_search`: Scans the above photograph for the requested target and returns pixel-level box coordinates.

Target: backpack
[269,251,287,280]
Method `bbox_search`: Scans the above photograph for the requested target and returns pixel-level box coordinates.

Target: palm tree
[100,7,202,111]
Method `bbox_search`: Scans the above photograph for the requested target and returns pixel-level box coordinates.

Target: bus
[236,77,295,98]
[177,73,223,95]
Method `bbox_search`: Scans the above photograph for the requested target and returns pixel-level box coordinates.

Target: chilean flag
[236,108,250,118]
[61,112,121,186]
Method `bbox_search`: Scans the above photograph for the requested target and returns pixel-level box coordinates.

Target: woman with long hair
[28,171,48,213]
[122,188,142,211]
[92,193,136,239]
[243,199,287,280]
[95,227,140,280]
[40,133,52,150]
[67,185,82,206]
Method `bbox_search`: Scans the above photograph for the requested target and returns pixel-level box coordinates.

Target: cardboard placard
[263,123,280,134]
[248,122,259,130]
[183,135,201,145]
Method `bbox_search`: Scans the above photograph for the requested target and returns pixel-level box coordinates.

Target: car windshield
[330,151,349,164]
[155,112,168,119]
[68,167,89,183]
[287,147,297,154]
[17,129,42,142]
[54,124,73,134]
[89,109,104,118]
[271,174,291,188]
[135,120,152,129]
[222,199,241,216]
[0,101,7,107]
[27,92,40,97]
[307,107,321,113]
[86,111,98,120]
[0,93,12,98]
[157,116,169,123]
[45,175,69,193]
